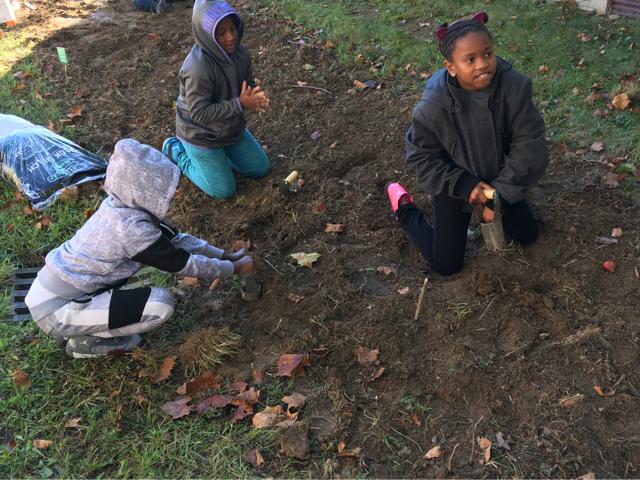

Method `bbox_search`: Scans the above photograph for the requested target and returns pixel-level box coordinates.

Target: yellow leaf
[425,445,443,459]
[32,439,54,449]
[612,93,630,110]
[290,252,320,268]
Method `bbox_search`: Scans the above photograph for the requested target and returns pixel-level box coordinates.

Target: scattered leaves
[58,186,78,202]
[287,293,304,303]
[176,370,222,395]
[477,437,492,465]
[209,278,221,290]
[277,354,310,378]
[196,394,234,415]
[160,397,192,419]
[252,405,285,428]
[324,40,334,49]
[337,440,361,458]
[229,403,254,423]
[425,445,443,459]
[66,105,84,119]
[356,346,379,366]
[604,171,626,188]
[32,439,54,449]
[324,223,344,233]
[369,366,385,381]
[148,32,159,42]
[612,93,630,110]
[11,369,31,389]
[251,368,264,384]
[245,448,265,467]
[35,215,53,229]
[290,252,320,268]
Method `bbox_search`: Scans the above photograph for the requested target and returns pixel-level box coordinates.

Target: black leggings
[397,195,539,276]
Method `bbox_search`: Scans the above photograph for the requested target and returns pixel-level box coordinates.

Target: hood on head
[193,0,243,63]
[104,139,180,219]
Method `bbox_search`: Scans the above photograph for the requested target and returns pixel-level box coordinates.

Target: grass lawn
[1,0,639,477]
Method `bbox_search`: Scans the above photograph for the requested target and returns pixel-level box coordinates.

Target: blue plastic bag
[0,124,107,210]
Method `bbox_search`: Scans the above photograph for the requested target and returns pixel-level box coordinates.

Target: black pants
[397,195,539,276]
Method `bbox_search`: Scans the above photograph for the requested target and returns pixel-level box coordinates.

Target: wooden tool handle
[482,188,496,201]
[284,170,299,184]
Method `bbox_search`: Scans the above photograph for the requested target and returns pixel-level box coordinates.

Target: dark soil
[9,0,640,476]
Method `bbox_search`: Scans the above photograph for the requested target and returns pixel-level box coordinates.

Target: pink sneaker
[386,182,414,214]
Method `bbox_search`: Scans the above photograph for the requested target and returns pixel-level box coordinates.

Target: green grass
[264,0,640,157]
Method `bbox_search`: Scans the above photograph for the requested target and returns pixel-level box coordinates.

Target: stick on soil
[414,278,429,321]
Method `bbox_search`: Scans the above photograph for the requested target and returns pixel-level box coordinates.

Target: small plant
[177,327,240,374]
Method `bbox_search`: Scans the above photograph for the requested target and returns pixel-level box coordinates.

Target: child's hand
[239,81,270,113]
[222,248,247,262]
[468,181,493,205]
[233,255,256,276]
[481,206,495,223]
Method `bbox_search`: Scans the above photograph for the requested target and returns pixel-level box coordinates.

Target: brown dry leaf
[229,381,249,393]
[577,473,596,480]
[311,201,327,214]
[32,439,54,449]
[337,440,361,458]
[478,437,492,465]
[177,276,200,288]
[578,32,590,42]
[176,370,222,395]
[324,40,335,49]
[353,79,366,90]
[83,208,94,220]
[245,448,265,467]
[11,369,31,389]
[58,186,78,202]
[538,64,549,74]
[134,393,147,405]
[287,293,304,303]
[139,356,175,384]
[64,417,82,428]
[108,387,121,400]
[282,392,306,410]
[252,405,285,428]
[397,287,410,295]
[21,205,34,216]
[208,278,221,291]
[234,387,260,406]
[229,402,254,423]
[369,366,385,381]
[296,80,308,87]
[376,265,397,276]
[160,397,192,419]
[356,346,379,366]
[149,32,159,42]
[411,414,422,427]
[590,141,605,152]
[324,223,344,233]
[425,445,443,459]
[74,88,88,98]
[66,105,84,119]
[233,239,251,250]
[604,171,626,188]
[593,385,616,397]
[276,354,310,378]
[329,141,338,149]
[196,394,234,414]
[612,93,630,110]
[611,227,623,238]
[585,92,600,105]
[559,393,585,407]
[35,216,53,229]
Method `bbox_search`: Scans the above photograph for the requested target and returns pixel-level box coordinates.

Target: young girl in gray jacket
[163,0,270,199]
[387,12,548,276]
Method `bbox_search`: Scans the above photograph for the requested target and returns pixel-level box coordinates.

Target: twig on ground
[263,258,284,275]
[414,278,429,321]
[292,83,334,95]
[448,442,460,472]
[477,296,496,323]
[469,416,484,465]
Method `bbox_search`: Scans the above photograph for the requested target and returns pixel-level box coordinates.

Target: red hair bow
[435,11,489,41]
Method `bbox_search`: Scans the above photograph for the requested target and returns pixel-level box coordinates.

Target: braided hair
[436,12,492,60]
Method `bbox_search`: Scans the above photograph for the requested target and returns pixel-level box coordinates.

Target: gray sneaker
[65,335,143,359]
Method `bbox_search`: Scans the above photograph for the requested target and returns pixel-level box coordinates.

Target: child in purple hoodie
[162,0,270,199]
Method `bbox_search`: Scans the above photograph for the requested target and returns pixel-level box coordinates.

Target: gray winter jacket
[43,139,235,295]
[175,0,254,148]
[406,57,548,204]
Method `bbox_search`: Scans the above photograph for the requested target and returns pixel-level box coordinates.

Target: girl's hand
[481,206,495,223]
[239,81,270,112]
[233,255,256,276]
[222,248,247,262]
[468,181,493,205]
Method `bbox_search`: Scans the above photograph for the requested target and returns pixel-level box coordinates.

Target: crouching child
[25,139,254,359]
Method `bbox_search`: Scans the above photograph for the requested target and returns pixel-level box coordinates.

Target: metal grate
[8,267,40,322]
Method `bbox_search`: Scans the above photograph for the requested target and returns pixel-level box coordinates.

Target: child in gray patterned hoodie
[25,139,254,359]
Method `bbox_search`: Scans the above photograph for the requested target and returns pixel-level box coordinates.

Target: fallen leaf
[33,439,54,449]
[337,440,361,458]
[577,473,596,480]
[229,403,254,423]
[353,79,366,90]
[611,227,623,238]
[376,265,397,276]
[478,437,492,465]
[233,239,251,250]
[229,381,249,394]
[369,366,385,381]
[282,392,306,411]
[138,356,175,383]
[311,201,326,214]
[251,368,264,384]
[58,186,78,202]
[324,40,334,49]
[209,278,221,290]
[572,86,582,96]
[397,287,410,295]
[196,394,234,414]
[290,252,320,268]
[495,431,511,450]
[160,397,192,419]
[134,394,147,405]
[149,32,159,42]
[559,393,585,407]
[425,445,443,459]
[252,405,285,428]
[601,260,616,273]
[83,208,94,219]
[612,93,630,110]
[233,387,260,406]
[324,223,344,233]
[604,171,626,188]
[577,32,590,42]
[11,369,31,389]
[356,346,379,366]
[296,80,308,87]
[277,354,310,377]
[73,88,88,98]
[590,141,605,152]
[64,417,82,428]
[302,64,314,71]
[593,385,616,397]
[66,105,84,119]
[538,64,549,74]
[12,70,32,80]
[310,131,321,141]
[287,293,304,303]
[585,92,600,105]
[177,276,199,288]
[245,448,265,467]
[176,370,222,395]
[329,141,338,149]
[21,205,34,216]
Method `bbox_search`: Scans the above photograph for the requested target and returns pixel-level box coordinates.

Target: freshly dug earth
[11,0,640,476]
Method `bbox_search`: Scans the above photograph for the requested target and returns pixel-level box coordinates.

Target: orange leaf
[252,405,285,428]
[176,370,222,395]
[356,346,379,366]
[251,368,264,384]
[66,105,84,119]
[612,93,630,110]
[276,354,310,378]
[477,437,492,464]
[245,448,265,467]
[425,445,442,459]
[324,223,344,233]
[11,369,31,389]
[139,356,175,383]
[338,440,361,458]
[593,385,616,397]
[149,32,159,42]
[287,293,304,303]
[177,276,200,288]
[35,216,53,229]
[229,402,254,423]
[32,439,54,449]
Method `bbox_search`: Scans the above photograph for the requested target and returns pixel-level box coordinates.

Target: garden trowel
[478,188,506,251]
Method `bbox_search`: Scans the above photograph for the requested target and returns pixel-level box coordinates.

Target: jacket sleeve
[182,67,243,125]
[406,106,480,201]
[171,233,225,259]
[492,78,548,204]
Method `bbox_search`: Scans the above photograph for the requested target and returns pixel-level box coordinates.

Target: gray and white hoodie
[41,139,234,296]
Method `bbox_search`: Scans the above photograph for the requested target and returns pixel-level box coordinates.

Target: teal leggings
[178,129,270,199]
